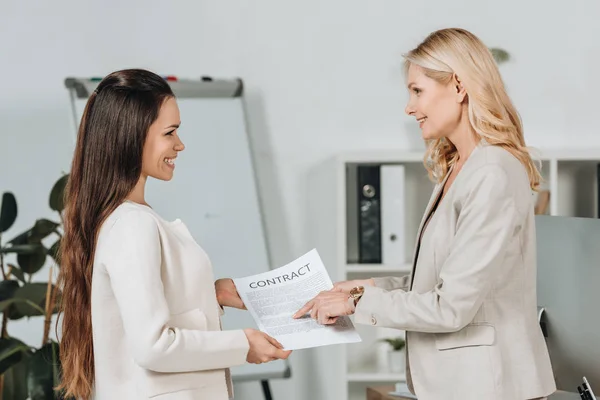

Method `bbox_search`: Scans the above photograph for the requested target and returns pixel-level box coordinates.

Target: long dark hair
[57,69,174,399]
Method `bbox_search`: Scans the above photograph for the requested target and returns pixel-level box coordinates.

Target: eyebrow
[164,123,181,130]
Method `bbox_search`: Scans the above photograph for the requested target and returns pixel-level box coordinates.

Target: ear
[453,74,467,103]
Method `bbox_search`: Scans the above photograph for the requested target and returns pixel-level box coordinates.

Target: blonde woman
[295,28,556,399]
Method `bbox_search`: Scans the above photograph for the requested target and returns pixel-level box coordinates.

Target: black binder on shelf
[596,163,599,218]
[357,165,381,263]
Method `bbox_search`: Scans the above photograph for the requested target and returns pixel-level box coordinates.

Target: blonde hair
[403,28,541,191]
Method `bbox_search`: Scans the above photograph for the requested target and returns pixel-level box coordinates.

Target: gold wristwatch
[349,286,365,306]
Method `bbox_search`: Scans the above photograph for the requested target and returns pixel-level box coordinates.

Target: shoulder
[458,144,533,210]
[470,144,526,171]
[464,144,530,187]
[97,203,162,250]
[104,202,159,231]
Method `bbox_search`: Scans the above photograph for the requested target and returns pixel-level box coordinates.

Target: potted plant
[380,336,406,373]
[0,174,68,399]
[489,47,510,64]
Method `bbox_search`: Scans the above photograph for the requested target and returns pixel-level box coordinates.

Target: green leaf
[3,356,30,400]
[0,279,20,301]
[0,337,31,375]
[380,337,406,351]
[0,282,47,319]
[490,47,510,64]
[0,280,26,320]
[27,341,63,400]
[13,283,54,317]
[0,244,45,255]
[6,304,26,320]
[8,263,27,284]
[7,219,59,247]
[17,249,47,275]
[0,192,18,233]
[48,240,61,266]
[0,298,45,317]
[6,229,30,246]
[49,175,69,212]
[30,219,60,242]
[8,242,48,275]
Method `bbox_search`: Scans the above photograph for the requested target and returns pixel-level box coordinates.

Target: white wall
[1,1,600,399]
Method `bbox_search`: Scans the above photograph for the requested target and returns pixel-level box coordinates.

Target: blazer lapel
[407,168,452,289]
[417,170,451,242]
[407,141,486,290]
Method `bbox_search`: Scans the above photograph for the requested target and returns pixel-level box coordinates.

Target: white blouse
[90,201,249,400]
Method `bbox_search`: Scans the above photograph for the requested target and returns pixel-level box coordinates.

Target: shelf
[335,147,600,163]
[346,264,412,274]
[336,150,425,164]
[538,148,600,161]
[347,365,407,382]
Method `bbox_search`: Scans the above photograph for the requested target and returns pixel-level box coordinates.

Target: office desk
[366,385,580,400]
[366,386,414,400]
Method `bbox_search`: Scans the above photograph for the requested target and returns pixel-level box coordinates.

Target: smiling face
[141,97,185,181]
[404,64,466,141]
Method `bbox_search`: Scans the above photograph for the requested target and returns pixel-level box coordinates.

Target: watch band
[350,286,365,306]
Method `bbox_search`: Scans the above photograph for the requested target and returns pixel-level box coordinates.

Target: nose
[405,100,416,116]
[175,136,185,152]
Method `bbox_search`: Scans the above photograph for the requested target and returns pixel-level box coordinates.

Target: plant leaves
[3,356,30,400]
[0,280,25,320]
[0,192,18,233]
[0,337,31,375]
[49,175,69,212]
[7,263,26,284]
[30,219,60,242]
[48,239,61,266]
[7,219,59,247]
[490,47,510,64]
[6,304,26,320]
[17,248,47,275]
[12,283,54,317]
[11,243,48,275]
[6,229,30,246]
[27,341,63,400]
[380,337,406,351]
[0,244,45,255]
[0,298,45,317]
[0,280,20,301]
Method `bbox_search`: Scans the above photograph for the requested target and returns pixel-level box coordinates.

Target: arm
[372,275,411,291]
[103,210,249,372]
[354,165,521,333]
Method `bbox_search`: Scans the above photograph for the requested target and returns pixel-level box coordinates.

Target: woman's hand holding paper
[215,278,246,310]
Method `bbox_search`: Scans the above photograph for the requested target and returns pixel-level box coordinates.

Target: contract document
[233,249,362,350]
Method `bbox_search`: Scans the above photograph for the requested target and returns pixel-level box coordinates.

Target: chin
[151,173,174,182]
[421,130,443,141]
[421,132,435,141]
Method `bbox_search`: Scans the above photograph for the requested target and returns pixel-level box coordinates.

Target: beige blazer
[354,143,556,400]
[91,201,250,400]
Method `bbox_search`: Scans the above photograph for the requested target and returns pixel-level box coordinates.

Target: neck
[447,110,479,165]
[127,175,148,206]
